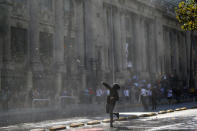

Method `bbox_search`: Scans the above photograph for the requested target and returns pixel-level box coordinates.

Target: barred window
[11,27,27,62]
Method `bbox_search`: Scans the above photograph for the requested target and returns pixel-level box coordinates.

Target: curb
[30,129,45,131]
[87,120,101,125]
[102,119,110,123]
[49,125,66,131]
[127,115,139,119]
[191,106,197,109]
[180,107,187,110]
[139,114,150,117]
[167,109,174,113]
[148,112,157,116]
[158,110,167,114]
[70,123,85,128]
[32,106,196,130]
[115,117,128,121]
[175,108,181,111]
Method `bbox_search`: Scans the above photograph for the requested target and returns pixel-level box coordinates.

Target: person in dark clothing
[88,88,94,104]
[1,88,9,111]
[102,82,120,127]
[28,88,33,108]
[151,87,157,110]
[195,88,197,102]
[140,87,149,111]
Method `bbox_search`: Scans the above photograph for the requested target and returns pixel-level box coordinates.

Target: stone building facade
[0,0,196,108]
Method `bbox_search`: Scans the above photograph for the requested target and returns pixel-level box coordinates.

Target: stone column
[29,0,41,71]
[120,12,129,72]
[181,32,187,78]
[149,22,157,74]
[75,0,85,66]
[0,0,12,92]
[54,0,64,63]
[83,0,97,89]
[74,0,86,91]
[135,15,145,73]
[113,8,122,72]
[0,23,3,91]
[133,15,140,72]
[28,1,42,104]
[83,0,94,70]
[141,17,147,74]
[186,31,191,87]
[0,0,11,66]
[54,0,64,102]
[155,14,164,75]
[54,72,62,104]
[0,37,2,91]
[26,70,33,107]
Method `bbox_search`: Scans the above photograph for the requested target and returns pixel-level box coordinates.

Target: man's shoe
[110,124,113,127]
[116,113,119,119]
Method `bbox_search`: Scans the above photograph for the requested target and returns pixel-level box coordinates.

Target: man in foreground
[102,82,120,127]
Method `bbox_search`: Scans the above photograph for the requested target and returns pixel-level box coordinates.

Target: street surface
[1,103,197,131]
[66,109,197,131]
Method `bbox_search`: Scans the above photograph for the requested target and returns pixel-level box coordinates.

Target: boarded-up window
[11,27,27,62]
[39,32,53,65]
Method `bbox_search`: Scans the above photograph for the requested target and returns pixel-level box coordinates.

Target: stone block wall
[0,0,196,109]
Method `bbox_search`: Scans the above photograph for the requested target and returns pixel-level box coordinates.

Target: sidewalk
[0,103,107,127]
[123,101,197,112]
[0,101,197,127]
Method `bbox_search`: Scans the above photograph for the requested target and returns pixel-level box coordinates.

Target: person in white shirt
[141,88,147,96]
[106,89,110,96]
[96,88,103,104]
[167,89,173,105]
[123,88,130,103]
[96,88,103,96]
[140,87,149,111]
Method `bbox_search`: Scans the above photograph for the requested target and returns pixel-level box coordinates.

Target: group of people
[79,86,133,104]
[119,73,197,111]
[101,73,197,127]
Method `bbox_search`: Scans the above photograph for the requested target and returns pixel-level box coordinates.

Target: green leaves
[175,0,197,30]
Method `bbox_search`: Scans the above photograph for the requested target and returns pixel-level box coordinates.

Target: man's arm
[102,82,111,90]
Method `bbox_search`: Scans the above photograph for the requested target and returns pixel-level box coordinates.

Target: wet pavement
[1,102,197,131]
[66,109,197,131]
